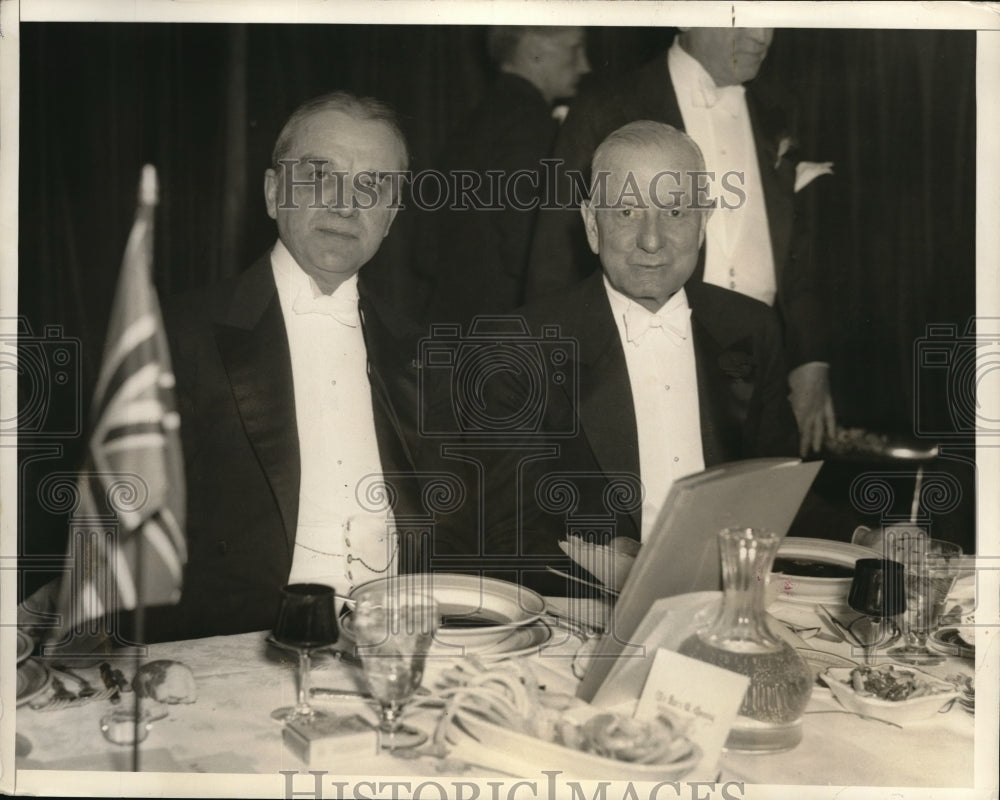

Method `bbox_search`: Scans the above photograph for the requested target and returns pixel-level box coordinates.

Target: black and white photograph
[1,1,997,798]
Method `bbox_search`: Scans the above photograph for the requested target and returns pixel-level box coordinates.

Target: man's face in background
[679,28,774,86]
[521,28,591,103]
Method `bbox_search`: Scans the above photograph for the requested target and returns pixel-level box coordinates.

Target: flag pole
[131,164,158,773]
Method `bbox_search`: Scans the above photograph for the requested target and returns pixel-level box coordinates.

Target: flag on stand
[56,164,186,641]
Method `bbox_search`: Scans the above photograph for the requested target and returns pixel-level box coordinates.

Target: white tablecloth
[14,601,978,794]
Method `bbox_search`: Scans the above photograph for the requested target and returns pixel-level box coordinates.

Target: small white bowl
[821,666,959,725]
[768,538,877,609]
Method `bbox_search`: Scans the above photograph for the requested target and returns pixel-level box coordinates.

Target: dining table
[13,595,983,798]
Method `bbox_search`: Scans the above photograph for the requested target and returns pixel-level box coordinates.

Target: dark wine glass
[270,583,339,723]
[847,559,906,664]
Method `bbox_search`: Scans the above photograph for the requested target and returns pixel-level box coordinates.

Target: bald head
[590,121,706,200]
[582,121,712,312]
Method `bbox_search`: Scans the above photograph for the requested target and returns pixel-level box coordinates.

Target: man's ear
[581,200,600,255]
[264,168,279,221]
[382,205,400,240]
[698,206,713,248]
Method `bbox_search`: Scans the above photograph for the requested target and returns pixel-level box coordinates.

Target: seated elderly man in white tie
[527,28,836,458]
[478,120,798,593]
[150,91,442,641]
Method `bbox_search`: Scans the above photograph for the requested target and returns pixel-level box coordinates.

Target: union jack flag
[57,165,186,639]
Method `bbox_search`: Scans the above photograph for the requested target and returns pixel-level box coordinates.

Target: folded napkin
[558,535,639,592]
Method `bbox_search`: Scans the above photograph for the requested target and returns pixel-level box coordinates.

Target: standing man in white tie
[155,92,438,641]
[527,28,836,457]
[479,121,798,593]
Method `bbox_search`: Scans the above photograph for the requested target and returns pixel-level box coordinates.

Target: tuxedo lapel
[691,316,732,467]
[689,295,756,467]
[569,275,642,537]
[746,86,794,273]
[214,257,300,557]
[358,285,418,475]
[635,53,686,129]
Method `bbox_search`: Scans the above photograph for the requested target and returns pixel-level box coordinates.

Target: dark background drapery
[17,24,977,587]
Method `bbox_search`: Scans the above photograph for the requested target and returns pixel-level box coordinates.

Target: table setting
[14,525,978,790]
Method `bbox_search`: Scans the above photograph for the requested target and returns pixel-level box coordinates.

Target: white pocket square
[795,161,834,193]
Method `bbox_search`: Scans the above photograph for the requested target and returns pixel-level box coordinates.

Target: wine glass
[270,583,339,723]
[885,536,963,665]
[846,558,906,664]
[351,580,439,750]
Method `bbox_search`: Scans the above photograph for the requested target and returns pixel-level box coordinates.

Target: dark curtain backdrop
[17,24,976,584]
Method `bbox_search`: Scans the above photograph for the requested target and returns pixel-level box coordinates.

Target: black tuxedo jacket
[151,253,433,641]
[474,272,798,593]
[526,50,829,368]
[426,73,559,320]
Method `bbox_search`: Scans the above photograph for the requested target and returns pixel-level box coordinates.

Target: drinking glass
[847,558,906,664]
[352,581,439,750]
[884,535,963,665]
[270,583,339,723]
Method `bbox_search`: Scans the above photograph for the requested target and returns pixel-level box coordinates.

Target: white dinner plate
[768,538,877,608]
[344,574,546,650]
[17,630,34,664]
[929,628,974,659]
[17,659,52,707]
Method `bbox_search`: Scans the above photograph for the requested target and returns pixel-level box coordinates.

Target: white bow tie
[624,302,691,345]
[693,82,745,117]
[292,288,360,327]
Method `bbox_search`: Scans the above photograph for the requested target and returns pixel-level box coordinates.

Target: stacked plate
[929,627,974,659]
[343,574,552,658]
[16,631,53,707]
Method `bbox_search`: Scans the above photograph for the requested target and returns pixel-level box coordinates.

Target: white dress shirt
[668,41,777,307]
[605,279,705,541]
[271,241,397,594]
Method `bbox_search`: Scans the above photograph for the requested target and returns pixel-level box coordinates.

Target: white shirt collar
[604,275,691,345]
[604,275,689,319]
[271,239,361,326]
[668,39,745,112]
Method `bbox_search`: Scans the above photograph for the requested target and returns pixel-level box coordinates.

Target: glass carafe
[678,528,813,753]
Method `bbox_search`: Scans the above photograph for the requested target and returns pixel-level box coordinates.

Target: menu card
[577,458,822,701]
[634,648,749,780]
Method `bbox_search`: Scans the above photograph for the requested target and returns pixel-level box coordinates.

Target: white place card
[633,648,749,780]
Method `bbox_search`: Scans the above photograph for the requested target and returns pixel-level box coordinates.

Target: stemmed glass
[351,580,439,750]
[847,558,906,664]
[884,534,963,665]
[270,583,339,723]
